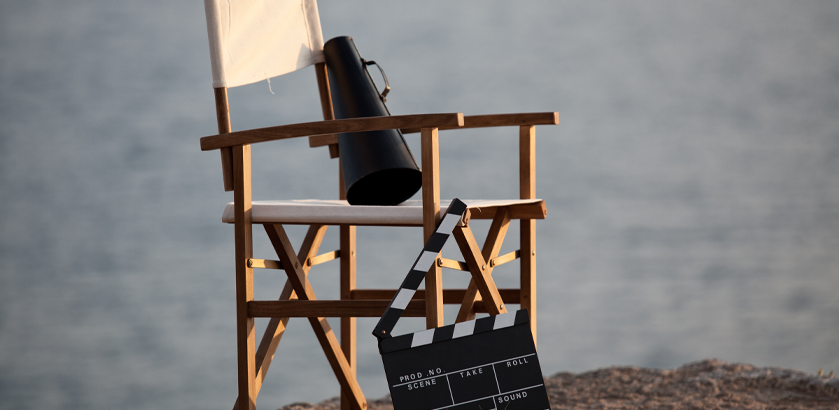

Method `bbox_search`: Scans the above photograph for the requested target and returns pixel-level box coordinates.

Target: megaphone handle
[362,59,391,102]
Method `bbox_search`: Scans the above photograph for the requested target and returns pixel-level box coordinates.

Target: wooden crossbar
[439,257,469,271]
[250,252,517,274]
[309,250,340,266]
[248,259,282,269]
[247,296,521,318]
[247,250,339,270]
[249,300,427,317]
[490,250,521,267]
[439,251,520,271]
[349,288,521,304]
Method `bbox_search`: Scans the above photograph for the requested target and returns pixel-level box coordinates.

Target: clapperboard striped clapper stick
[373,199,552,410]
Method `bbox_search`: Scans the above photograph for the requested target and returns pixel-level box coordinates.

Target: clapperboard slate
[373,199,551,410]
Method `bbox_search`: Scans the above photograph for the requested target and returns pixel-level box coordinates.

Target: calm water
[1,1,837,409]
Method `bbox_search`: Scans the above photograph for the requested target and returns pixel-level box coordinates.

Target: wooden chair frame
[200,62,557,410]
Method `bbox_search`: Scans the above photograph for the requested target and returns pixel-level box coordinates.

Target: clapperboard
[373,199,551,410]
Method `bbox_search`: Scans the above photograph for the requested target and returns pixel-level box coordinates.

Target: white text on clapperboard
[399,357,530,390]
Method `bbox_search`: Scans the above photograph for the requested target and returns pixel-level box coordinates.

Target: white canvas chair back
[205,0,337,191]
[204,0,325,88]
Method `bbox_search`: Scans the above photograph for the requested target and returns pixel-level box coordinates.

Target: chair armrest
[200,113,464,151]
[400,112,558,134]
[308,112,559,147]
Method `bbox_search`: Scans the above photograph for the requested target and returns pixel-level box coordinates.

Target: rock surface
[278,359,839,410]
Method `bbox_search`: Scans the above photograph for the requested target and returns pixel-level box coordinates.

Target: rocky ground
[278,359,839,410]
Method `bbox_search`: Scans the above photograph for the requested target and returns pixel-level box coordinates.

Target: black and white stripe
[379,309,531,354]
[372,198,468,340]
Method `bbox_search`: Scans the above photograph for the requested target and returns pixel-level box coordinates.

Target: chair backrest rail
[213,87,234,191]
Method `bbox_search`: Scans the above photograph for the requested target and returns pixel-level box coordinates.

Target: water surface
[1,1,837,409]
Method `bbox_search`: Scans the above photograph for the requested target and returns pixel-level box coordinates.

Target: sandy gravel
[278,359,839,410]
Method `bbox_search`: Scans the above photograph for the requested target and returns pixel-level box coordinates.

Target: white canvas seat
[222,198,546,226]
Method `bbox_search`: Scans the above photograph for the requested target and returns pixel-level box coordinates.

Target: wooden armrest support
[200,113,464,151]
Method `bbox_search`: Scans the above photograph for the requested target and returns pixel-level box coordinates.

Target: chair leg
[340,225,357,410]
[264,224,367,410]
[451,225,507,316]
[520,124,537,346]
[521,218,537,347]
[456,209,511,322]
[234,288,293,410]
[232,144,255,410]
[421,127,444,329]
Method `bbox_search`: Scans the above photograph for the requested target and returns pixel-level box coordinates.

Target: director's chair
[199,1,558,409]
